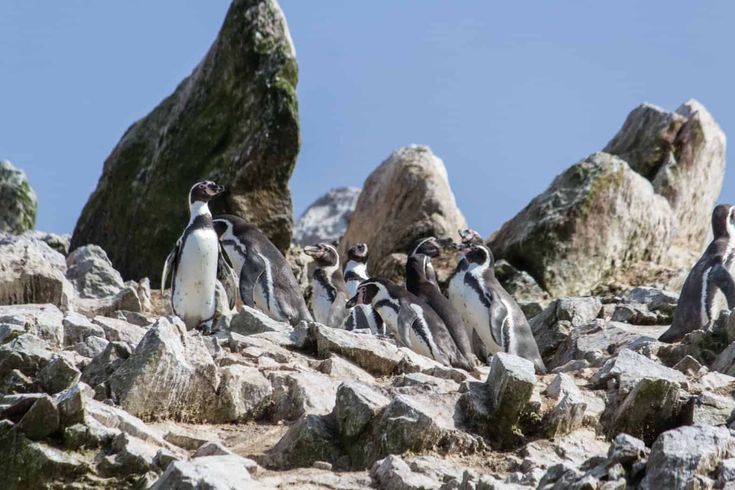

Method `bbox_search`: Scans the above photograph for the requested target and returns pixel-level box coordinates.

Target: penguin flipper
[239,254,266,308]
[712,263,735,310]
[396,303,419,348]
[161,238,181,295]
[217,243,238,310]
[481,287,510,351]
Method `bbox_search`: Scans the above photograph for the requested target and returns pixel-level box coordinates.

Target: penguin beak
[303,245,322,258]
[346,294,358,308]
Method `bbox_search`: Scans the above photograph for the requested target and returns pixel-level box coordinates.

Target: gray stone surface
[0,160,36,234]
[294,187,361,246]
[65,245,125,299]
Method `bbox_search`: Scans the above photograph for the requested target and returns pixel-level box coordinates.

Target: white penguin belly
[448,275,476,342]
[462,287,502,354]
[173,229,219,328]
[312,281,335,326]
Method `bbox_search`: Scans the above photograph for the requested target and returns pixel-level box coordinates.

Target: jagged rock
[17,395,60,440]
[339,145,467,281]
[543,374,587,438]
[0,393,45,421]
[0,304,64,349]
[311,323,404,376]
[62,313,105,346]
[370,455,441,490]
[84,397,172,449]
[151,455,259,489]
[98,432,172,477]
[592,348,687,393]
[530,297,602,359]
[38,356,81,395]
[0,160,36,234]
[0,333,53,384]
[317,355,376,385]
[460,353,536,447]
[108,317,222,422]
[72,0,300,283]
[334,382,390,439]
[258,468,372,489]
[604,100,726,253]
[72,335,109,359]
[65,245,125,299]
[21,231,71,256]
[267,414,343,470]
[230,305,294,336]
[81,341,131,389]
[642,425,735,489]
[0,235,73,308]
[91,316,146,347]
[623,286,678,315]
[56,384,87,428]
[216,365,272,422]
[268,370,340,421]
[691,391,735,426]
[294,187,361,246]
[490,152,673,297]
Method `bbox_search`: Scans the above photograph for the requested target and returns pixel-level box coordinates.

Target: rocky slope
[294,187,361,246]
[71,0,300,284]
[3,233,735,489]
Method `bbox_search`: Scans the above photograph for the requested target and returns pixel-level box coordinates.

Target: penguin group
[162,180,734,375]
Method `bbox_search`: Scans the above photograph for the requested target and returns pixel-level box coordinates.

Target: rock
[267,414,343,470]
[0,235,73,307]
[17,395,60,440]
[65,245,125,299]
[268,370,339,421]
[642,425,735,489]
[230,305,294,336]
[151,455,259,489]
[73,336,110,359]
[72,0,300,283]
[370,455,441,490]
[592,349,687,393]
[334,381,390,439]
[317,355,376,385]
[38,356,81,395]
[84,397,171,448]
[490,152,672,296]
[193,441,234,458]
[62,313,105,346]
[0,393,45,421]
[81,340,131,388]
[108,317,221,422]
[530,297,602,359]
[55,384,87,428]
[339,145,467,281]
[494,259,550,317]
[311,323,404,376]
[73,285,144,317]
[99,432,171,477]
[91,316,146,347]
[543,374,587,439]
[604,100,726,253]
[21,231,71,256]
[0,304,64,349]
[623,286,678,314]
[294,187,361,246]
[216,365,272,422]
[0,333,53,382]
[0,160,36,234]
[460,353,536,447]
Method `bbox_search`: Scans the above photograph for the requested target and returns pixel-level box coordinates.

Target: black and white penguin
[405,236,477,365]
[342,243,384,334]
[446,228,488,361]
[162,181,236,331]
[212,214,312,326]
[347,278,474,371]
[659,204,735,343]
[304,243,349,327]
[455,243,546,373]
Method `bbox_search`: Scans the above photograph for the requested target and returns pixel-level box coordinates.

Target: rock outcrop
[0,160,37,234]
[491,100,725,296]
[71,0,300,283]
[294,187,360,246]
[339,145,467,281]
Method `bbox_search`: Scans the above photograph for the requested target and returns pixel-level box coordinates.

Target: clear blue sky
[1,1,734,237]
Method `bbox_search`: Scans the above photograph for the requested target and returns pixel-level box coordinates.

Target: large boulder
[71,0,300,283]
[65,245,125,299]
[339,145,467,281]
[0,160,37,234]
[294,187,361,246]
[490,152,672,296]
[490,100,725,296]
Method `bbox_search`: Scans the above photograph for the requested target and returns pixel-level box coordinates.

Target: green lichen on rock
[71,0,299,284]
[0,160,37,234]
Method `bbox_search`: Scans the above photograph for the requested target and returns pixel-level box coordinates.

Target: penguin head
[190,181,225,205]
[712,204,735,239]
[462,244,495,268]
[458,228,484,246]
[410,236,441,257]
[346,279,384,307]
[347,243,369,263]
[304,242,340,268]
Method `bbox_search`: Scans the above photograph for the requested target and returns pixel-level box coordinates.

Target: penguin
[456,243,546,373]
[161,181,237,331]
[659,204,735,343]
[405,236,477,366]
[347,278,474,370]
[212,214,312,326]
[446,228,489,362]
[342,243,384,334]
[304,243,350,327]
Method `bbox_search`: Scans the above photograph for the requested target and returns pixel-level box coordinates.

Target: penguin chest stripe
[314,270,337,302]
[408,305,438,358]
[465,273,492,308]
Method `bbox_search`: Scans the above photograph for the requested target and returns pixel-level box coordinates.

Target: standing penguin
[447,228,488,361]
[347,278,474,371]
[456,243,546,373]
[212,214,312,326]
[162,181,236,331]
[405,236,477,365]
[342,243,384,334]
[659,204,735,343]
[304,243,349,327]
